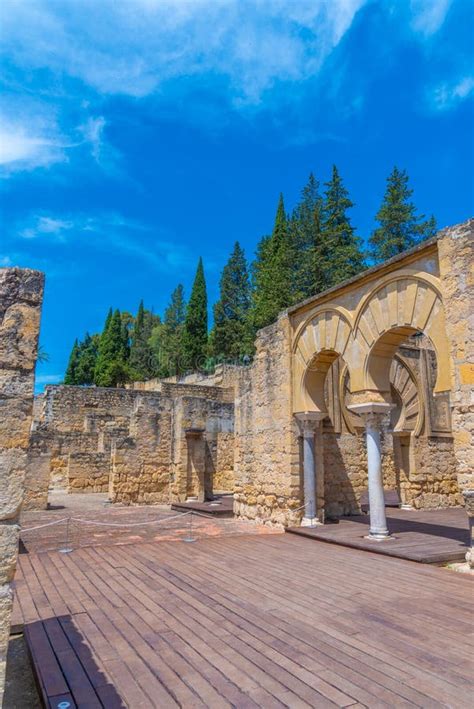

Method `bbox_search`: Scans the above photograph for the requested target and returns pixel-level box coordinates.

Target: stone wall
[233,316,302,526]
[437,219,474,493]
[0,267,44,696]
[25,382,236,507]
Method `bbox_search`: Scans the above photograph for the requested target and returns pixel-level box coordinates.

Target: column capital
[347,402,394,427]
[185,427,205,439]
[294,411,326,435]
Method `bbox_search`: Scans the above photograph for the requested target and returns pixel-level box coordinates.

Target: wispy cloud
[431,75,474,111]
[35,373,63,385]
[1,0,367,105]
[12,211,193,271]
[410,0,452,36]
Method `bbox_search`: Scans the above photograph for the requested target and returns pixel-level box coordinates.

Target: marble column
[462,490,474,569]
[295,412,326,527]
[348,403,393,540]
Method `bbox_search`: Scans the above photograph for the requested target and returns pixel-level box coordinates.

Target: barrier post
[184,512,196,543]
[59,517,73,554]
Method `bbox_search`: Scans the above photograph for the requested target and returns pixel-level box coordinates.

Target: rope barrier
[69,511,192,528]
[21,518,69,532]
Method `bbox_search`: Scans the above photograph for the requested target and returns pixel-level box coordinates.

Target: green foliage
[150,284,187,377]
[290,173,325,301]
[64,339,80,384]
[94,308,130,386]
[75,333,99,384]
[129,300,156,380]
[320,165,365,285]
[211,242,253,359]
[369,167,437,262]
[251,194,294,330]
[182,258,208,371]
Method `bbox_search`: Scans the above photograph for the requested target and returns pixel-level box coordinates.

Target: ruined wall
[0,268,43,695]
[233,316,302,526]
[437,219,474,492]
[26,382,236,507]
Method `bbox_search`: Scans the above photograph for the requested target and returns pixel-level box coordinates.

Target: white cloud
[0,120,68,172]
[20,216,74,240]
[1,0,366,104]
[431,76,474,110]
[410,0,452,36]
[0,255,13,266]
[36,374,62,385]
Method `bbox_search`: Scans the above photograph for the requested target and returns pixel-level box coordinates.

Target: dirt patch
[3,634,41,709]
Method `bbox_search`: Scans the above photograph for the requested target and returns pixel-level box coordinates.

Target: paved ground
[14,532,474,708]
[19,492,279,554]
[288,507,469,564]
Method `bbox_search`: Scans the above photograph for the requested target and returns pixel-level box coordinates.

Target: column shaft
[366,417,389,539]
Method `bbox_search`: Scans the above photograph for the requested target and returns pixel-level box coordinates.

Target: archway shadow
[343,511,468,544]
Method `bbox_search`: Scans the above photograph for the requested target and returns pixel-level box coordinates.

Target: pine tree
[94,309,130,386]
[211,242,253,360]
[369,167,437,262]
[75,333,99,384]
[290,173,325,301]
[321,166,365,286]
[64,339,80,384]
[182,258,208,371]
[251,194,294,330]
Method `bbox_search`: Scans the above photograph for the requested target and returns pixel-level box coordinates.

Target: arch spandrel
[354,275,451,395]
[291,268,452,415]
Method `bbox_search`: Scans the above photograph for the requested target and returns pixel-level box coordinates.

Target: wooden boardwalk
[14,534,474,707]
[287,507,469,564]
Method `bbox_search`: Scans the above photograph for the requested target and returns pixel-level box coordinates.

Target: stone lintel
[185,427,205,438]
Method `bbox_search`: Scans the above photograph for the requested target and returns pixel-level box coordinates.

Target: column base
[301,516,322,528]
[399,504,414,511]
[365,531,393,541]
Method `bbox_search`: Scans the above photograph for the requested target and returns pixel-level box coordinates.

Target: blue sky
[1,0,473,391]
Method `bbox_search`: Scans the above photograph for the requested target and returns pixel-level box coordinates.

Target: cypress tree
[211,242,253,359]
[152,284,186,376]
[369,167,437,262]
[64,339,80,384]
[251,194,293,330]
[94,309,130,386]
[182,258,208,371]
[129,300,154,380]
[321,166,365,286]
[290,173,324,301]
[75,333,99,384]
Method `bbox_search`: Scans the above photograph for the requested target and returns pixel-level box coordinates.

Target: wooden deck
[171,493,234,517]
[287,507,469,564]
[13,533,473,707]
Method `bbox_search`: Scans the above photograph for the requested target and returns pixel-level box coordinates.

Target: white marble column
[295,412,325,527]
[348,403,393,540]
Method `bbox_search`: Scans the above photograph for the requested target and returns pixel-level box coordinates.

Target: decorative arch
[353,274,450,394]
[293,308,355,414]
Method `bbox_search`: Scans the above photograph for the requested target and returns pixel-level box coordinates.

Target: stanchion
[183,512,196,543]
[59,517,73,554]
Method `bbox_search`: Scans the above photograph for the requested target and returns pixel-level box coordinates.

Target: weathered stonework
[233,220,472,527]
[0,267,44,698]
[25,382,236,507]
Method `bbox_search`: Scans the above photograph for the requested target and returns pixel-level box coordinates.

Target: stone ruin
[0,268,44,693]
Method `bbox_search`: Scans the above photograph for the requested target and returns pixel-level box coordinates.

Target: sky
[1,0,473,391]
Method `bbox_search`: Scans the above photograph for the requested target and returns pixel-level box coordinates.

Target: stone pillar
[463,490,474,569]
[0,268,44,699]
[185,428,208,502]
[348,403,393,540]
[294,412,325,527]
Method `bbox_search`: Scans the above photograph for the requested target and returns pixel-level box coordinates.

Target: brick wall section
[437,219,474,491]
[0,267,44,696]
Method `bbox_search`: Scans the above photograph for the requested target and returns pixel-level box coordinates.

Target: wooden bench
[25,616,124,708]
[360,489,401,514]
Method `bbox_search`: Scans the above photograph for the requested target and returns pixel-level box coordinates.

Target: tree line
[64,165,436,386]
